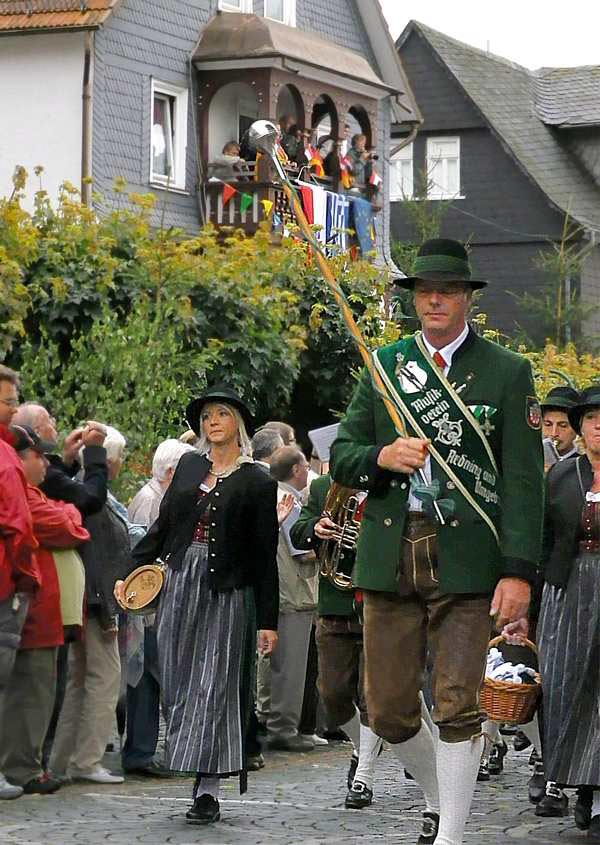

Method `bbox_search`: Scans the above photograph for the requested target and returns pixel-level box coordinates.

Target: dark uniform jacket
[542,453,592,588]
[290,474,357,618]
[330,329,544,595]
[131,451,280,630]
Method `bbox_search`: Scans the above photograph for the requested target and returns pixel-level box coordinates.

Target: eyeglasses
[0,398,19,408]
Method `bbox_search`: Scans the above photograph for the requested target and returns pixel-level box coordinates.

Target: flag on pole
[369,169,382,188]
[261,199,274,217]
[223,183,237,205]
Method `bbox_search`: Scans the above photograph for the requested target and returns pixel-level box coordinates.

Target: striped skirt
[538,553,600,786]
[156,542,253,778]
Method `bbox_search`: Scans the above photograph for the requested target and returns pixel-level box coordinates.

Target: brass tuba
[318,483,362,591]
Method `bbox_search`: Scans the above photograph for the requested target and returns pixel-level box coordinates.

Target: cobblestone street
[0,742,584,845]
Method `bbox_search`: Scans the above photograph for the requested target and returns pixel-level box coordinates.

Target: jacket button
[447,481,456,490]
[211,553,216,557]
[400,482,407,490]
[211,522,216,527]
[209,568,215,573]
[211,537,216,542]
[390,479,398,488]
[450,519,460,527]
[214,492,220,497]
[383,517,392,527]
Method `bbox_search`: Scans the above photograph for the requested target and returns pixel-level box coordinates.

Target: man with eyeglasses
[331,239,544,844]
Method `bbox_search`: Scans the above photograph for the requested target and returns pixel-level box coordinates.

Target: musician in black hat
[115,385,279,825]
[541,385,580,469]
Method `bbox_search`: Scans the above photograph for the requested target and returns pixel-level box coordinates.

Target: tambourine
[117,560,166,615]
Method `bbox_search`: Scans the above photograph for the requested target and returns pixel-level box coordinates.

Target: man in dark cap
[331,238,544,845]
[541,386,580,468]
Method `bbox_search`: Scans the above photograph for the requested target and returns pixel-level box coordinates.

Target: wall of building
[581,243,600,347]
[0,32,85,209]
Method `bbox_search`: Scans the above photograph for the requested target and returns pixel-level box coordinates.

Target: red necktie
[433,351,447,370]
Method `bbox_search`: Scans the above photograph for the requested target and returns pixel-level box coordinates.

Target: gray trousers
[267,609,313,740]
[0,647,57,784]
[50,616,121,775]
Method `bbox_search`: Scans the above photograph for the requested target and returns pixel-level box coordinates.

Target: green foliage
[3,172,393,498]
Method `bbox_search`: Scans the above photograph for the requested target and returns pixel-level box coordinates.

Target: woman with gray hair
[129,439,196,528]
[116,386,279,825]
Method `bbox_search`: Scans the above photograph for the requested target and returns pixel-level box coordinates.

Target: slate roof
[535,66,600,128]
[0,0,116,32]
[398,21,600,232]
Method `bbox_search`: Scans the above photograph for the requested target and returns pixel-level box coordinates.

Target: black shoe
[575,787,594,831]
[535,784,569,817]
[22,774,61,795]
[345,781,373,809]
[347,753,359,789]
[247,753,265,772]
[513,730,531,752]
[417,811,440,844]
[404,768,414,780]
[123,760,172,778]
[477,759,490,782]
[267,735,314,752]
[488,741,508,775]
[186,794,220,825]
[588,815,600,842]
[529,748,542,767]
[528,763,546,804]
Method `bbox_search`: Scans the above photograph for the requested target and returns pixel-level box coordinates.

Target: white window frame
[218,0,252,12]
[264,0,296,27]
[390,142,414,201]
[426,136,462,200]
[150,79,189,191]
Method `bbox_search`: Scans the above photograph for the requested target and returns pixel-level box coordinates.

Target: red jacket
[21,485,90,649]
[0,426,40,603]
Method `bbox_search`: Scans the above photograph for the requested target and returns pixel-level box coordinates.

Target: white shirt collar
[422,323,469,370]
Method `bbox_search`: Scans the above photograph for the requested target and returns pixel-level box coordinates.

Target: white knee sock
[591,792,600,818]
[481,719,501,759]
[520,715,541,755]
[435,736,484,845]
[195,776,220,800]
[352,724,382,790]
[388,722,439,814]
[340,707,361,753]
[420,693,439,746]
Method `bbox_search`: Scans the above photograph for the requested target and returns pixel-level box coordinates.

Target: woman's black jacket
[541,453,593,588]
[130,452,280,630]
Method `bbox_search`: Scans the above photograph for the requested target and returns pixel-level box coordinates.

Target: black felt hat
[186,385,254,436]
[541,385,581,412]
[568,385,600,435]
[396,238,488,290]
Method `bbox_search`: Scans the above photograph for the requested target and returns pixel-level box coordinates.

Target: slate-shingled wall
[92,0,386,233]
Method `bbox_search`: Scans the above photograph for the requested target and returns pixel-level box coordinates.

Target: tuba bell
[318,483,362,591]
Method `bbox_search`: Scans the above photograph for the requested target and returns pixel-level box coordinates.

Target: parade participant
[116,385,279,826]
[531,386,600,837]
[290,474,383,810]
[541,385,580,468]
[330,239,544,845]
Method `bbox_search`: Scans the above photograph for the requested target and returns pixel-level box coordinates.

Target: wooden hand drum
[117,562,166,615]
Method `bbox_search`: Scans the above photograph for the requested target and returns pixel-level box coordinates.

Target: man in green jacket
[290,474,383,811]
[330,239,544,845]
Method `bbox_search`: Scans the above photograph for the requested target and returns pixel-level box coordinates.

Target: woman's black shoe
[527,763,546,803]
[535,784,569,817]
[417,811,440,844]
[513,730,531,752]
[575,787,593,830]
[588,815,600,842]
[186,794,220,825]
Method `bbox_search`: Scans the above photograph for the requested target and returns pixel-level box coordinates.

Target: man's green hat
[396,238,488,291]
[541,385,581,412]
[568,385,600,435]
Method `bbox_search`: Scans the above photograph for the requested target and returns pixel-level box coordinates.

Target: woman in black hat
[116,386,279,825]
[534,385,600,836]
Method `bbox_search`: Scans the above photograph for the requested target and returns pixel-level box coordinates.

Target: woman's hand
[502,617,530,644]
[277,493,295,525]
[113,579,126,607]
[257,629,278,656]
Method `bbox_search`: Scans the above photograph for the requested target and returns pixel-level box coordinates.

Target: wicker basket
[480,636,541,725]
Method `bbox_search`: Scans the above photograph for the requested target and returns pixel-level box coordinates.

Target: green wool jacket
[330,328,544,595]
[290,474,357,618]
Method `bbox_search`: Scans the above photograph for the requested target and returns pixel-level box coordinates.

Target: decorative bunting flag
[222,183,237,205]
[240,193,253,214]
[260,199,274,217]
